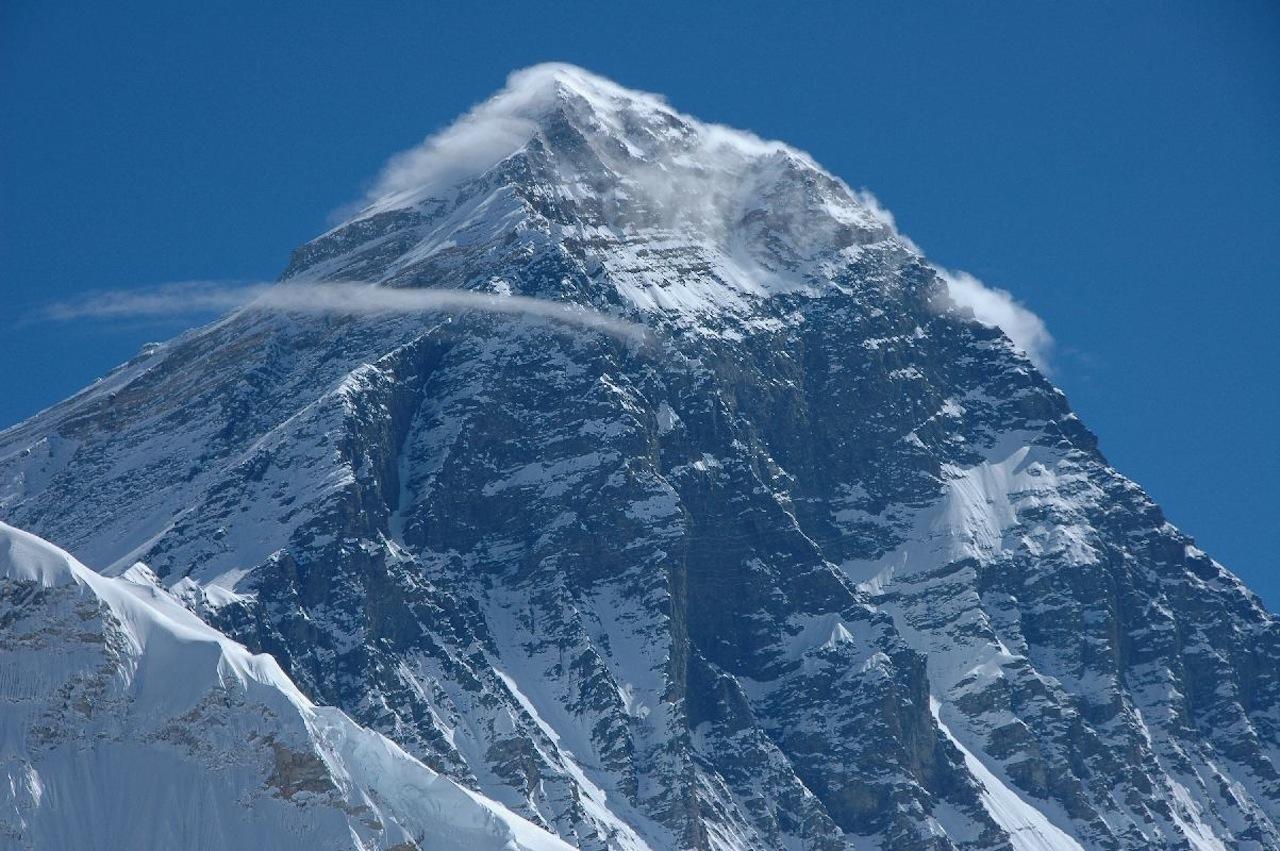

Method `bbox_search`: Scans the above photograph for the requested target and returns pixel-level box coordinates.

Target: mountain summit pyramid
[3,65,1278,850]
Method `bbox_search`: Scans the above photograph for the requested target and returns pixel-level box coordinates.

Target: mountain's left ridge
[2,65,1278,851]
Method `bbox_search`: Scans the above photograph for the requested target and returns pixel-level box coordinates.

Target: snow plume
[36,281,652,346]
[359,64,671,214]
[351,64,845,233]
[338,62,905,276]
[937,268,1053,370]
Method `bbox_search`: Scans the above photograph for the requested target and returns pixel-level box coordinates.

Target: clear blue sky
[2,2,1277,604]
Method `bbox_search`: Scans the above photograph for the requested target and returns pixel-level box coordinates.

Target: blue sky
[2,1,1277,604]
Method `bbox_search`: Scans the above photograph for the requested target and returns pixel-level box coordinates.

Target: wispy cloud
[37,280,261,321]
[936,267,1054,370]
[35,280,653,347]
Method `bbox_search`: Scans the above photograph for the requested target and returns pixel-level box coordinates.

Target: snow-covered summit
[293,64,905,321]
[354,62,832,219]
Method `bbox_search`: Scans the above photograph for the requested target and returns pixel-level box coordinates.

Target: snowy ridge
[0,521,572,851]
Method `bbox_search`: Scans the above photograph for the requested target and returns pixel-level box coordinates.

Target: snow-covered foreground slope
[3,65,1279,850]
[0,521,572,851]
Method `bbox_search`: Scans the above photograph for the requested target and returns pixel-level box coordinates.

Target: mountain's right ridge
[2,65,1278,851]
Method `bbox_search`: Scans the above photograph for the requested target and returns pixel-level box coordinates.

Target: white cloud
[936,268,1053,370]
[37,281,258,321]
[36,280,652,347]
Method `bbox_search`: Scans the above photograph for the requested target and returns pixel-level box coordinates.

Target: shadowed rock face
[3,65,1278,850]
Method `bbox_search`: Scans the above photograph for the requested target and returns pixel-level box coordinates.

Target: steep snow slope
[0,521,572,851]
[2,65,1279,850]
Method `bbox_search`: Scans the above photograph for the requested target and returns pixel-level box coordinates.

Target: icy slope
[0,521,572,851]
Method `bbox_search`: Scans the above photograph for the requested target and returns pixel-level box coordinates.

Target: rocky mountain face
[2,65,1278,850]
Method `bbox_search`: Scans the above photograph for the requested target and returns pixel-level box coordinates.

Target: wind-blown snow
[359,63,790,215]
[937,267,1053,370]
[350,64,894,256]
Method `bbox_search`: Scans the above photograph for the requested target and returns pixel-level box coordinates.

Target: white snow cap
[361,63,853,216]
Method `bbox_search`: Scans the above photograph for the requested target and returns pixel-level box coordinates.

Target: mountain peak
[348,63,683,219]
[347,64,876,229]
[298,65,906,318]
[502,62,673,118]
